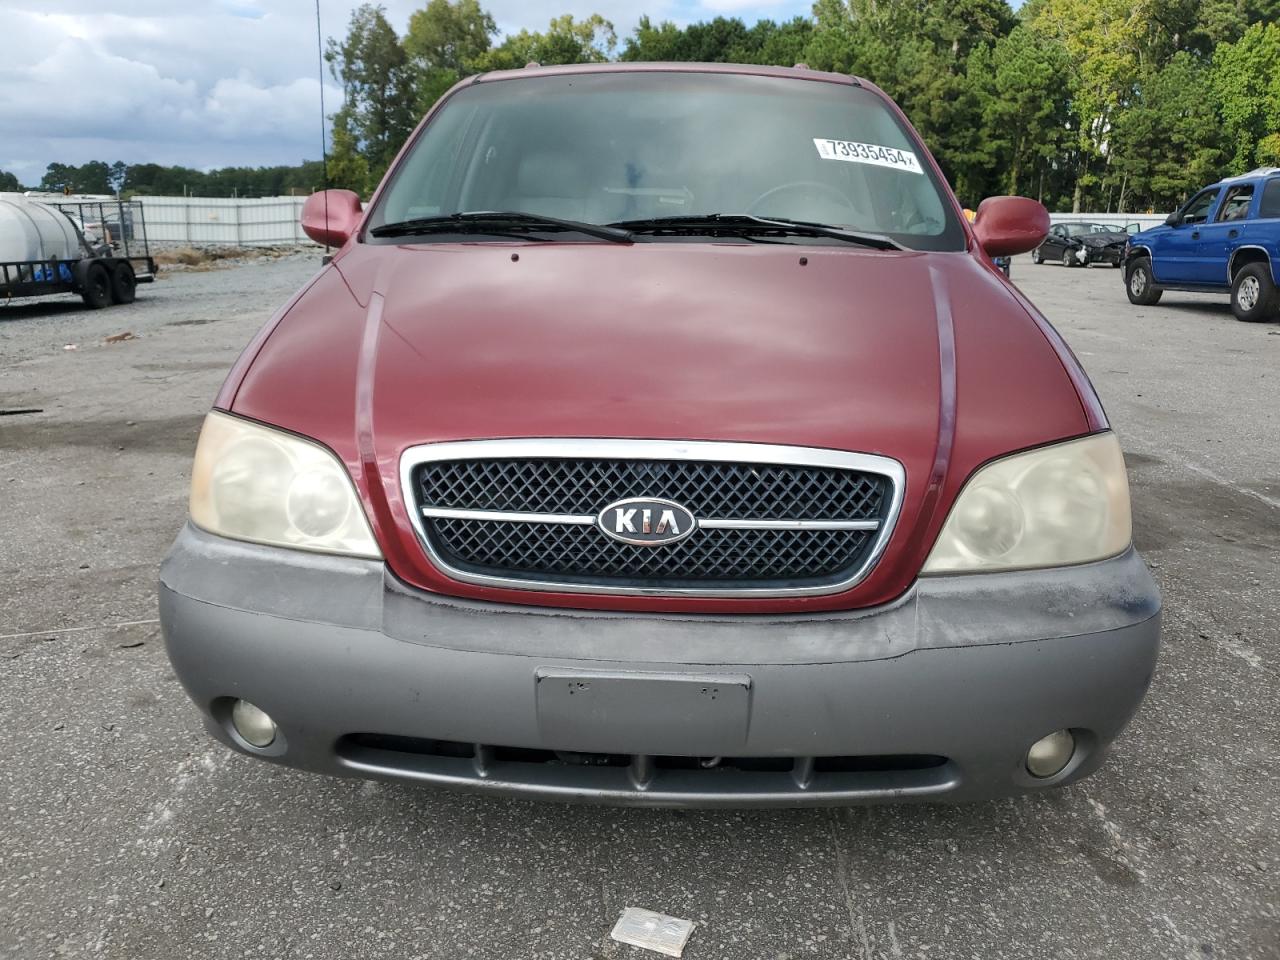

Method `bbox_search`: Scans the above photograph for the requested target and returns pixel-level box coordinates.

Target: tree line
[3,160,327,199]
[325,0,1280,213]
[9,0,1278,212]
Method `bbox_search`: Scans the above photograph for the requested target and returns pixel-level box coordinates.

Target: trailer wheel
[110,261,137,304]
[81,262,112,309]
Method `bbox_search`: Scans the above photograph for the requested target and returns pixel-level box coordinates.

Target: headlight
[189,411,381,558]
[922,432,1131,574]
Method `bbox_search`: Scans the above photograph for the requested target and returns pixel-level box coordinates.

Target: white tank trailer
[0,195,156,309]
[0,196,85,261]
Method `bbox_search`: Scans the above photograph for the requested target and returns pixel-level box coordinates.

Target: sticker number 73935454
[813,138,924,175]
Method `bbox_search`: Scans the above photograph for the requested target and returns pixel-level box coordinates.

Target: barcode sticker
[814,138,924,175]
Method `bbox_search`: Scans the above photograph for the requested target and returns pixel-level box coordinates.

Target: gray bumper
[160,524,1161,807]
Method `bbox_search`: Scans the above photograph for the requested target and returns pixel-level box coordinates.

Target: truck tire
[110,261,137,304]
[1125,258,1162,305]
[1230,263,1278,323]
[81,262,112,309]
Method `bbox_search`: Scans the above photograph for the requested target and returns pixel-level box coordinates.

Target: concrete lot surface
[1,255,1276,959]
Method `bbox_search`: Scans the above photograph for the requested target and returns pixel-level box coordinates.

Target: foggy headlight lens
[189,411,381,558]
[286,469,353,538]
[922,432,1131,574]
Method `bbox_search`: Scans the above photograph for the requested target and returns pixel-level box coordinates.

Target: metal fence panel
[1048,212,1168,231]
[136,196,310,246]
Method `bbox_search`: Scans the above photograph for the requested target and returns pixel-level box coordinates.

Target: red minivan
[160,63,1160,805]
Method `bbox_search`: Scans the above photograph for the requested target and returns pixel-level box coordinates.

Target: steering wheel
[746,181,859,220]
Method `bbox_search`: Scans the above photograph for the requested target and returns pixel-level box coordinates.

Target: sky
[0,0,813,186]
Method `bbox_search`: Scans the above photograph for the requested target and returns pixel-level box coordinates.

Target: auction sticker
[813,138,924,174]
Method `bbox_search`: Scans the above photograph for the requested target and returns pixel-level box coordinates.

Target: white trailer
[0,196,156,308]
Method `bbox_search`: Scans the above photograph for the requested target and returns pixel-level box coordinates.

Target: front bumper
[1083,245,1124,266]
[160,524,1161,807]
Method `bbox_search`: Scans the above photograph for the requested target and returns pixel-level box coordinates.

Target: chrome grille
[429,518,870,582]
[418,459,884,520]
[400,440,904,598]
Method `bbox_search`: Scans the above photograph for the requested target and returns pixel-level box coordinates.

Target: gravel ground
[1,254,1276,959]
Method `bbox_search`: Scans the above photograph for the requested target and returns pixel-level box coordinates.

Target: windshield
[368,71,964,251]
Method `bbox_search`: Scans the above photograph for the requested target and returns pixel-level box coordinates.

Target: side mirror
[1164,212,1182,227]
[301,189,363,247]
[971,196,1051,258]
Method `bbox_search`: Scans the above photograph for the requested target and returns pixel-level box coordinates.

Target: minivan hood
[363,243,943,453]
[230,241,1092,613]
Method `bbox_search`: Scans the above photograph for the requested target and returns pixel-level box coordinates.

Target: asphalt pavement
[1,253,1276,959]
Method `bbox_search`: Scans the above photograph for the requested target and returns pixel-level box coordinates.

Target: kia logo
[597,497,697,547]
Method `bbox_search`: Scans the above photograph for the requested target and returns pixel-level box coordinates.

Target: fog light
[1026,729,1075,778]
[231,699,276,748]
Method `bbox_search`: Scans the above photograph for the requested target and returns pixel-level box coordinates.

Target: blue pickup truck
[1124,167,1280,322]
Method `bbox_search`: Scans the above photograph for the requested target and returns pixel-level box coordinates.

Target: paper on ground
[610,907,696,957]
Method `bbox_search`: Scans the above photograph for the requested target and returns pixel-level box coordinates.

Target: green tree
[620,16,686,61]
[107,162,128,195]
[748,18,816,66]
[621,15,813,66]
[1108,53,1223,211]
[622,16,749,61]
[404,0,496,113]
[0,169,23,191]
[39,163,76,193]
[1190,0,1280,49]
[477,14,616,70]
[807,0,1012,63]
[326,3,418,193]
[114,160,325,199]
[968,26,1072,197]
[289,0,1278,215]
[73,161,112,195]
[803,0,1012,202]
[326,112,372,194]
[1259,133,1280,166]
[1024,0,1149,211]
[1213,22,1280,172]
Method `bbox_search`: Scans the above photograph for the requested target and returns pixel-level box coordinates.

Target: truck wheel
[81,262,112,309]
[110,262,137,304]
[1230,264,1278,323]
[1126,258,1162,305]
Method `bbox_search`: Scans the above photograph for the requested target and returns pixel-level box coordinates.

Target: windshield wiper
[369,211,633,243]
[608,214,903,250]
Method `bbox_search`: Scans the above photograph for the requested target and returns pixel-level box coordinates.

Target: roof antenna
[315,0,331,256]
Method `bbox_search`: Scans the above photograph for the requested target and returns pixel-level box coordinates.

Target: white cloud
[0,0,811,186]
[698,0,793,10]
[205,74,330,141]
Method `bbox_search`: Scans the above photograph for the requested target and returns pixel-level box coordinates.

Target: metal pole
[137,201,150,260]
